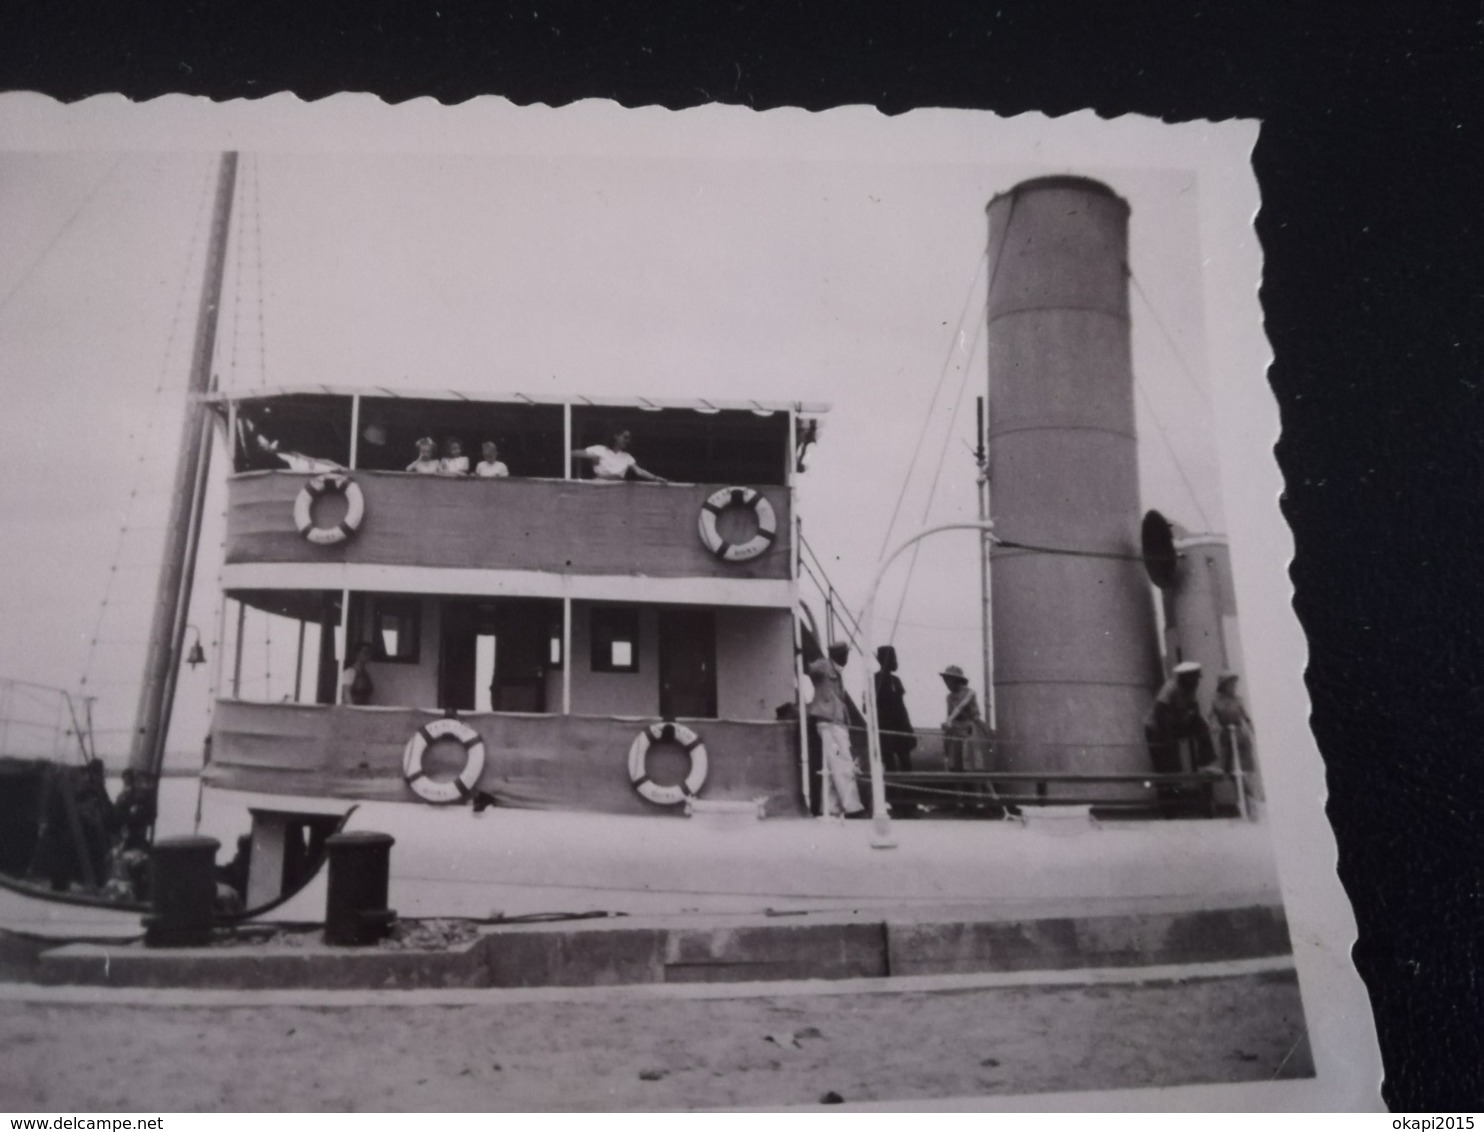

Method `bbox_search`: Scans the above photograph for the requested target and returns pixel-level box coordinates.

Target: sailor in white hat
[1145,660,1219,777]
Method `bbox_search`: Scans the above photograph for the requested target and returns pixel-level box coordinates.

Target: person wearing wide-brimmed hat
[940,664,989,787]
[1144,660,1218,775]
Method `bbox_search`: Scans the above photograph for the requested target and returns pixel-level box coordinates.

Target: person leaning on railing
[570,427,668,483]
[475,440,510,478]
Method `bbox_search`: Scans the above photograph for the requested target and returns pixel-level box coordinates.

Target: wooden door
[658,609,717,719]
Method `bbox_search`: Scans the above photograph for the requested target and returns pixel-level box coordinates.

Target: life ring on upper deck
[294,473,365,546]
[627,723,709,806]
[697,487,777,563]
[402,718,486,804]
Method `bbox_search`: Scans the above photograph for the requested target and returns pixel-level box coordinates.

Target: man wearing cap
[1145,661,1219,775]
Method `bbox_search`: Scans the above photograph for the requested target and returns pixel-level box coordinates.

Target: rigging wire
[1135,376,1213,530]
[80,157,218,709]
[251,155,269,387]
[226,154,247,386]
[885,307,987,644]
[1129,269,1213,411]
[875,191,1019,645]
[873,249,988,565]
[0,157,123,322]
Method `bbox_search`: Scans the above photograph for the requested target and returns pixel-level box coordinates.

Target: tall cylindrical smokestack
[985,176,1162,791]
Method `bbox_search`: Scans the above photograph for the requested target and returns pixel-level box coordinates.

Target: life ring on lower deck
[294,473,365,546]
[697,487,777,563]
[627,723,709,806]
[402,718,486,804]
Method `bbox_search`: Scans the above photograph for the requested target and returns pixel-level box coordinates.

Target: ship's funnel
[986,177,1163,791]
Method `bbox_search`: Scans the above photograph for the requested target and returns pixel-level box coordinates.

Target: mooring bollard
[143,835,221,948]
[324,830,397,946]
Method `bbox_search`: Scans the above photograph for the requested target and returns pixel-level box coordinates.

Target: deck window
[370,598,421,664]
[590,608,639,673]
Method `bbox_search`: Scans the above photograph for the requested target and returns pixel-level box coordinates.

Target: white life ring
[627,722,709,806]
[294,473,366,546]
[402,718,486,804]
[697,487,777,563]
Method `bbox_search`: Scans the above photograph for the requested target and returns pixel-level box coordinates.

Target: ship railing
[0,678,93,764]
[835,723,1252,819]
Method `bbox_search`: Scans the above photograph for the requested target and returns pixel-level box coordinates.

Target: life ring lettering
[402,718,486,804]
[294,473,366,546]
[627,722,708,807]
[697,487,777,563]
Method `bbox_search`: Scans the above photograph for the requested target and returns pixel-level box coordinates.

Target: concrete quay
[30,895,1291,991]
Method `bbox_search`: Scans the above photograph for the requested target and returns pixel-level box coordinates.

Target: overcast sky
[0,110,1232,763]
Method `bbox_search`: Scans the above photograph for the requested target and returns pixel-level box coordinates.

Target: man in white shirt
[475,440,510,478]
[571,427,667,482]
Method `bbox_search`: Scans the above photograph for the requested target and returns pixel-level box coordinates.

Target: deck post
[561,596,572,714]
[335,588,351,704]
[348,394,361,469]
[563,402,573,480]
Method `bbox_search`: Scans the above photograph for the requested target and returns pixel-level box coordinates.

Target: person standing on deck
[406,437,441,474]
[1144,660,1219,774]
[874,645,920,816]
[807,642,866,819]
[940,664,989,778]
[341,643,375,706]
[571,427,668,483]
[1210,671,1254,772]
[475,440,510,478]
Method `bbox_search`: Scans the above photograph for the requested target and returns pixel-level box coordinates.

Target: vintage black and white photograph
[0,97,1379,1111]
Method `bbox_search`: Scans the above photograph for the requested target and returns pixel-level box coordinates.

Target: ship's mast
[127,152,239,780]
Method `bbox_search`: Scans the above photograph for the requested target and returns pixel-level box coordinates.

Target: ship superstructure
[202,387,827,894]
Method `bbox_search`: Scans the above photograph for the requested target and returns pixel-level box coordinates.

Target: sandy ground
[0,970,1309,1111]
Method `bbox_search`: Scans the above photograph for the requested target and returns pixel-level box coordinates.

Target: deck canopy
[214,386,829,487]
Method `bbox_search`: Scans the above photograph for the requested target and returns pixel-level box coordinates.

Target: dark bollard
[324,831,397,946]
[143,835,220,948]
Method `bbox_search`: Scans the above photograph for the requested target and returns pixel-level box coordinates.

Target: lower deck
[207,701,806,817]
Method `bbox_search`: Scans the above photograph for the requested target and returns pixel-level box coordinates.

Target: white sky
[0,111,1230,763]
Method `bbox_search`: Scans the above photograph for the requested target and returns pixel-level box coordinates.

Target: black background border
[2,1,1480,1110]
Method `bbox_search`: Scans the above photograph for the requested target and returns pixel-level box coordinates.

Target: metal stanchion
[1228,725,1250,820]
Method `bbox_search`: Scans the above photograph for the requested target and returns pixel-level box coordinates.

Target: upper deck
[214,387,827,604]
